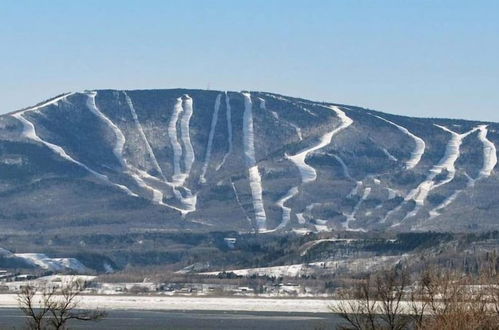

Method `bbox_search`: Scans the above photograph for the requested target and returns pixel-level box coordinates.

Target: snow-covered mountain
[1,89,498,234]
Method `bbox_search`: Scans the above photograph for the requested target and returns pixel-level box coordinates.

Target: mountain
[0,89,498,236]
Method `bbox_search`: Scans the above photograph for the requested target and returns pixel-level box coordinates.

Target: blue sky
[1,0,498,121]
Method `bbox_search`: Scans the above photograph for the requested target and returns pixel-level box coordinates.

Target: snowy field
[0,295,336,313]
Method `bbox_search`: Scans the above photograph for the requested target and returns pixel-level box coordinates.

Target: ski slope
[242,92,267,231]
[200,94,222,183]
[372,115,425,169]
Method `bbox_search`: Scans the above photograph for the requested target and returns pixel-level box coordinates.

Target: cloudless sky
[1,0,498,121]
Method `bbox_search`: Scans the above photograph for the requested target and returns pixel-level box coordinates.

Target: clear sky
[1,0,498,121]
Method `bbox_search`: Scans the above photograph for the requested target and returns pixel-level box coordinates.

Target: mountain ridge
[0,88,498,235]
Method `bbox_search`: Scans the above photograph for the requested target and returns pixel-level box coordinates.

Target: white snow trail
[384,125,477,225]
[199,94,222,183]
[86,92,127,169]
[123,92,199,214]
[258,97,302,140]
[230,180,253,226]
[168,97,185,185]
[424,125,497,220]
[12,93,136,197]
[180,95,195,178]
[343,187,371,231]
[164,95,198,215]
[382,148,398,162]
[88,92,185,208]
[273,187,299,231]
[242,92,267,231]
[123,92,167,181]
[476,125,497,179]
[216,92,233,171]
[373,115,425,169]
[287,105,353,184]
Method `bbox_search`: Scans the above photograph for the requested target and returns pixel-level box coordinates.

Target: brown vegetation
[332,262,499,330]
[17,280,107,330]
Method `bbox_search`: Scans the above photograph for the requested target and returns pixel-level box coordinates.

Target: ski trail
[273,187,299,231]
[180,95,195,177]
[372,115,425,169]
[344,187,371,231]
[230,180,253,226]
[199,94,222,183]
[88,92,182,208]
[384,125,477,225]
[330,153,363,198]
[124,92,198,214]
[216,92,233,171]
[123,91,167,181]
[242,92,267,231]
[258,97,302,140]
[476,125,497,179]
[382,148,398,162]
[168,97,185,185]
[331,154,353,181]
[279,107,352,230]
[86,92,127,169]
[426,125,497,220]
[12,93,137,197]
[287,105,353,184]
[164,95,198,215]
[263,93,319,118]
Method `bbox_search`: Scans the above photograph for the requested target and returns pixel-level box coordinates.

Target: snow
[259,97,302,140]
[263,93,318,118]
[343,187,371,231]
[384,125,477,224]
[12,93,137,197]
[242,92,267,231]
[168,97,185,185]
[14,253,88,273]
[203,255,404,278]
[217,92,233,171]
[476,125,497,179]
[382,148,398,162]
[273,187,299,231]
[86,92,126,169]
[300,238,357,256]
[287,106,353,184]
[423,125,497,221]
[373,115,425,169]
[164,95,198,215]
[0,294,344,313]
[230,180,253,225]
[199,94,222,183]
[180,95,195,178]
[124,92,166,180]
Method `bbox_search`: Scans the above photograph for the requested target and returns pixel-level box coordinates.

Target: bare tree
[331,269,410,330]
[17,280,107,330]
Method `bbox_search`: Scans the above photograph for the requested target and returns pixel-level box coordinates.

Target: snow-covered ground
[259,97,302,140]
[242,92,267,231]
[14,253,88,272]
[0,295,342,313]
[372,115,425,169]
[199,94,222,184]
[383,125,478,225]
[217,92,233,171]
[343,187,371,231]
[202,255,404,278]
[399,125,477,221]
[273,187,299,231]
[287,106,353,184]
[11,92,136,197]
